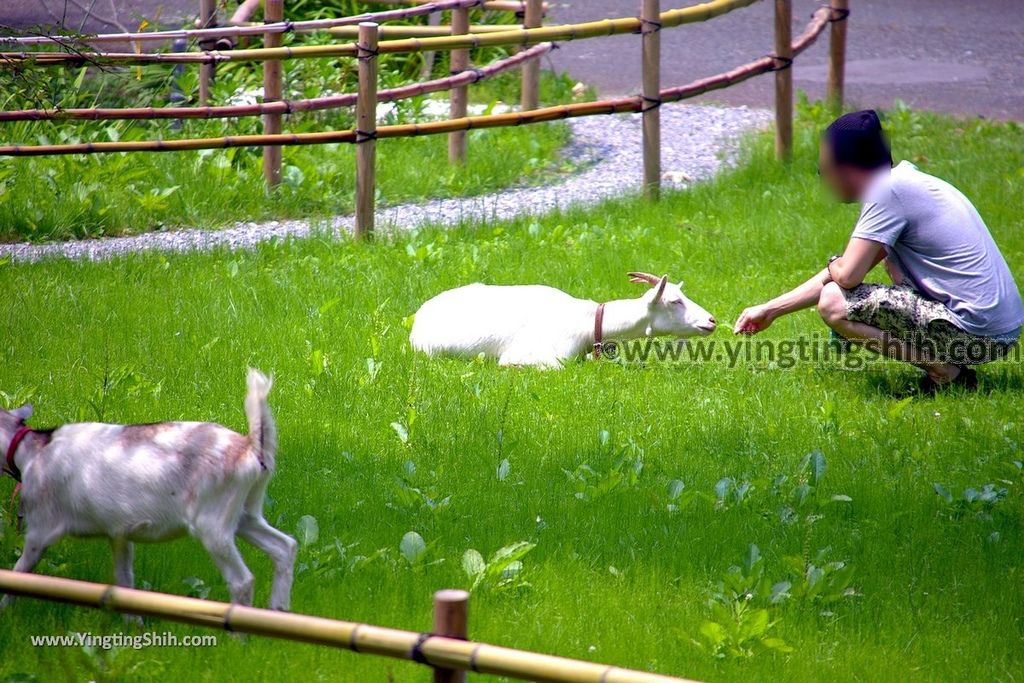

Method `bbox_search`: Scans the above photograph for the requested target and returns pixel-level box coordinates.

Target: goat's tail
[245,368,277,472]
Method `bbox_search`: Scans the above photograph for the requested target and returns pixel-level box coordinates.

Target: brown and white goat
[0,369,297,611]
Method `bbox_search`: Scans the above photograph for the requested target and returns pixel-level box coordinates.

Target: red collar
[593,303,607,359]
[5,426,30,482]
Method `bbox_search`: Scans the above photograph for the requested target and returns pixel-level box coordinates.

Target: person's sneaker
[919,367,978,394]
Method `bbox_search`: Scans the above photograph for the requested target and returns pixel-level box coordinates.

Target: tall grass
[0,106,1021,682]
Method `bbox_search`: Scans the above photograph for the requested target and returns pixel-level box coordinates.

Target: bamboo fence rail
[327,23,523,38]
[0,0,759,66]
[0,0,498,47]
[0,43,554,123]
[373,0,542,12]
[0,570,697,683]
[0,7,830,159]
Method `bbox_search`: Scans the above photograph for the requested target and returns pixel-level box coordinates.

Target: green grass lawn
[0,72,573,243]
[0,105,1022,682]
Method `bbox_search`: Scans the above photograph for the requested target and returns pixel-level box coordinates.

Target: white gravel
[0,103,770,263]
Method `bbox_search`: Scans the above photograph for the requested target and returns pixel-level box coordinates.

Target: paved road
[547,0,1023,119]
[2,0,1022,119]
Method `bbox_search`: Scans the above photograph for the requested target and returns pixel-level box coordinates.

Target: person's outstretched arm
[734,239,884,335]
[733,267,833,335]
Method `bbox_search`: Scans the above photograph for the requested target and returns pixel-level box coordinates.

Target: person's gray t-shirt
[851,160,1024,337]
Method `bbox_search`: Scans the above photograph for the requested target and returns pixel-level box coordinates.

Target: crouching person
[735,110,1023,391]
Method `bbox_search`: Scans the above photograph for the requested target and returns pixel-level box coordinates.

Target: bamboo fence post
[641,0,661,200]
[827,0,849,111]
[263,0,284,189]
[432,590,469,683]
[773,0,793,161]
[448,6,470,163]
[355,22,379,239]
[198,0,217,105]
[520,0,543,110]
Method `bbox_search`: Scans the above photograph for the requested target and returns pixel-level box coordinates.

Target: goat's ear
[647,276,668,304]
[11,404,33,422]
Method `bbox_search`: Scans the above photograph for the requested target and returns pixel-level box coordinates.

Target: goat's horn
[627,272,662,286]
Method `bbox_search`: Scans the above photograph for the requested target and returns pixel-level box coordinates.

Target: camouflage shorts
[840,284,1019,365]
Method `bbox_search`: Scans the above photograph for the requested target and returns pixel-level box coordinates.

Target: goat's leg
[111,537,135,588]
[111,538,143,626]
[499,347,556,368]
[195,529,255,606]
[237,515,298,611]
[1,527,63,608]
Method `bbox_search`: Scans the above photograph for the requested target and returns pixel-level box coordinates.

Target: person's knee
[817,282,848,328]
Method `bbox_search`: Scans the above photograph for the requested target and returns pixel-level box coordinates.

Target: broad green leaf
[698,620,726,647]
[399,531,426,565]
[391,422,409,444]
[497,458,511,481]
[806,451,827,484]
[462,549,486,578]
[296,515,320,547]
[933,482,953,503]
[742,544,761,574]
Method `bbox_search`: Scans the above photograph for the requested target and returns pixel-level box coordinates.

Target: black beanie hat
[824,110,893,170]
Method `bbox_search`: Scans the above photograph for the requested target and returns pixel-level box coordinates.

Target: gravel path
[0,104,771,263]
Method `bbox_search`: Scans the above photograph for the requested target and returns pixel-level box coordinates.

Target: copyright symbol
[602,341,619,361]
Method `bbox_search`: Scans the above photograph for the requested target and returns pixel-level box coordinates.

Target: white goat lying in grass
[0,369,297,612]
[410,272,717,368]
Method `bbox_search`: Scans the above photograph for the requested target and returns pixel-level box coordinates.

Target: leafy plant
[398,531,443,570]
[776,547,857,616]
[563,432,644,501]
[933,482,1008,521]
[81,365,163,422]
[693,544,792,659]
[772,452,852,545]
[714,477,757,510]
[462,541,536,593]
[295,514,396,578]
[391,461,451,514]
[182,577,211,600]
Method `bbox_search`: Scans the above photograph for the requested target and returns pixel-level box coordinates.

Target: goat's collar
[5,426,30,482]
[593,303,607,359]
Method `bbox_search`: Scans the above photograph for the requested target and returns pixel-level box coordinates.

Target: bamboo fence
[0,0,505,47]
[0,43,554,123]
[0,570,697,683]
[0,7,832,158]
[0,0,850,231]
[0,0,760,66]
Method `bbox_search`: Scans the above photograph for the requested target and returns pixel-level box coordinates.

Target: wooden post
[827,0,849,111]
[520,0,543,111]
[448,6,470,164]
[641,0,661,200]
[432,590,469,683]
[773,0,793,161]
[262,0,284,189]
[355,22,379,239]
[198,0,217,105]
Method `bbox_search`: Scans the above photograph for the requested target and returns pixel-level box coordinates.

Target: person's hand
[733,304,776,335]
